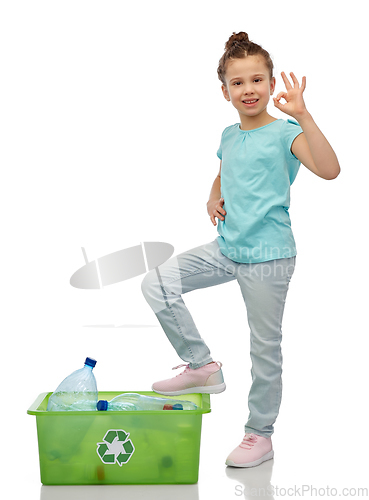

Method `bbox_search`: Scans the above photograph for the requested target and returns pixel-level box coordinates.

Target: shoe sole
[225,450,274,468]
[152,382,226,396]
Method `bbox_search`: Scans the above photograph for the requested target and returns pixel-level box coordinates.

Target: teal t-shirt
[216,118,303,263]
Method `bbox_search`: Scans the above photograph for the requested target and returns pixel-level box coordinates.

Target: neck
[239,110,277,131]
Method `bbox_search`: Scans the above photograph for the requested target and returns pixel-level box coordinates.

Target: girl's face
[222,55,275,126]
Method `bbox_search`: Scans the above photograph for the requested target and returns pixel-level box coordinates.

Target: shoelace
[171,361,223,375]
[171,363,191,376]
[239,433,258,450]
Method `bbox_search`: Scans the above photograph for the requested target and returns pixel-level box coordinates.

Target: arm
[274,72,341,180]
[207,162,226,226]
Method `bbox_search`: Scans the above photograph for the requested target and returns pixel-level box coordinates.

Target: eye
[233,81,242,86]
[254,78,262,83]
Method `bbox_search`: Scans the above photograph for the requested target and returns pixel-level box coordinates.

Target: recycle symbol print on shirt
[96,429,135,466]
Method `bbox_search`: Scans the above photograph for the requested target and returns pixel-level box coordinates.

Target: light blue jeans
[141,239,296,438]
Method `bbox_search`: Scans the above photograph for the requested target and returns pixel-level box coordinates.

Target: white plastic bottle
[96,392,198,411]
[47,357,98,411]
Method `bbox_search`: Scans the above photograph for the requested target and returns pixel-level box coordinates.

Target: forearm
[207,175,226,225]
[207,175,221,203]
[297,111,340,179]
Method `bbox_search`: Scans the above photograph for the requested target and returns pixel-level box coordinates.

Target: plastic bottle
[97,393,198,411]
[47,357,98,411]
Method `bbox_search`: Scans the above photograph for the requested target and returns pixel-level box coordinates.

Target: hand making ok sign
[273,72,308,120]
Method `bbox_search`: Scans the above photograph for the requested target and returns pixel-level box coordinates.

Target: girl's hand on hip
[273,72,308,120]
[207,197,226,226]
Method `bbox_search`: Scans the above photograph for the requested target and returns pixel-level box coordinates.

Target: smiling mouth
[243,99,259,105]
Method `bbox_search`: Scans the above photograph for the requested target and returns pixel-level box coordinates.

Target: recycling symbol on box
[96,429,135,466]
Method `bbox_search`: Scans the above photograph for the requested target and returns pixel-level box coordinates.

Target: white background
[1,1,368,498]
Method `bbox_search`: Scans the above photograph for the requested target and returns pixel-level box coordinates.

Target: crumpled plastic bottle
[97,392,198,411]
[47,357,98,411]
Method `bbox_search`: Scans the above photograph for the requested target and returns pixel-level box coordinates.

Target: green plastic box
[28,391,211,485]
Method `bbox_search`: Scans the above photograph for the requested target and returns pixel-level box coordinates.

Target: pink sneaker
[152,361,226,396]
[226,433,274,468]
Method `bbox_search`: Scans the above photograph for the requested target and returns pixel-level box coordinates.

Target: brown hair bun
[225,32,250,51]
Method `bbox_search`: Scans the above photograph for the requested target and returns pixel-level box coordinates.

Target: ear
[270,77,276,95]
[221,84,231,102]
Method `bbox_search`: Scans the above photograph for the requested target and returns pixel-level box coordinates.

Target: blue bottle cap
[172,403,183,410]
[97,400,108,411]
[85,357,97,368]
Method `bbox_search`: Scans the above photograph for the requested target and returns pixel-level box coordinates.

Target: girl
[141,32,340,468]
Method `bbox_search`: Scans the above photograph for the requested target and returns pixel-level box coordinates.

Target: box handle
[27,392,50,415]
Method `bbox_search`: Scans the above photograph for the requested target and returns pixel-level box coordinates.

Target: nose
[243,85,254,95]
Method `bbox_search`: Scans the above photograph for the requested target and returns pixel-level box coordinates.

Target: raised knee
[141,269,159,301]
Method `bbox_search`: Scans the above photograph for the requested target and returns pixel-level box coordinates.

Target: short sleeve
[281,119,303,160]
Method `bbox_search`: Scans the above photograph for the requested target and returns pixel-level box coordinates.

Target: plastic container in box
[28,391,211,485]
